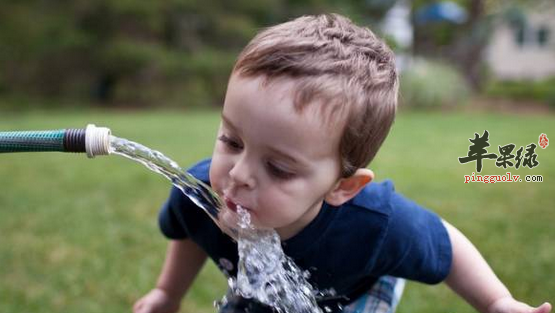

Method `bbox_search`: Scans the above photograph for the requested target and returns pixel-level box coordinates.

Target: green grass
[1,109,554,313]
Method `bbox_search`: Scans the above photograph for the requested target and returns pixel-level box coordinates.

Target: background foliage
[0,0,381,108]
[399,58,470,108]
[1,0,552,109]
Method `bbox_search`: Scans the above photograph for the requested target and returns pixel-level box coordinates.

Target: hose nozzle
[85,124,111,158]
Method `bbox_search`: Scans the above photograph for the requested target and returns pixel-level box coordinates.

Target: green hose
[0,130,67,153]
[0,125,111,157]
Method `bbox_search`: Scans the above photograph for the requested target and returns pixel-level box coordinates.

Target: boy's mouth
[224,197,248,213]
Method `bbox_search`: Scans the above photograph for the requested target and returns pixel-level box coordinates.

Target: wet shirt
[158,159,452,311]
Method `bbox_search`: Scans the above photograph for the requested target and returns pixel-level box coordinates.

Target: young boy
[133,14,552,313]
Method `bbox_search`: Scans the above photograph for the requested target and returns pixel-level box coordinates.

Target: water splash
[109,136,322,313]
[231,206,322,313]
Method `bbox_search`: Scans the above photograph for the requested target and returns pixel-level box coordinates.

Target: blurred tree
[1,0,369,107]
[411,0,490,90]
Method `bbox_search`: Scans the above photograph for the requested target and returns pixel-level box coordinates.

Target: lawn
[0,109,553,313]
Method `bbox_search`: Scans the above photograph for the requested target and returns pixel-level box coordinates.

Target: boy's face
[209,74,343,240]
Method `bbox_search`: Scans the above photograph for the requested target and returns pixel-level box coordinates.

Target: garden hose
[0,124,111,158]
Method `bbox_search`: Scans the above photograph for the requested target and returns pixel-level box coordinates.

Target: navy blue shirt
[159,159,452,310]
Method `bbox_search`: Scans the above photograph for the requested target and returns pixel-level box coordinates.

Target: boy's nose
[229,158,256,189]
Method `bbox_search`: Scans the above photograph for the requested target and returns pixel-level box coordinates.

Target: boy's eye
[218,135,243,150]
[266,162,296,180]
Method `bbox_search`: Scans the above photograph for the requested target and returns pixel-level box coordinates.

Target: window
[537,26,550,46]
[514,23,526,46]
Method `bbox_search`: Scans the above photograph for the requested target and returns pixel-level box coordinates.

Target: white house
[486,3,555,80]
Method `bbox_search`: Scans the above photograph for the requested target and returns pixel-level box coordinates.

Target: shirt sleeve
[370,191,453,284]
[158,186,189,239]
[157,158,213,240]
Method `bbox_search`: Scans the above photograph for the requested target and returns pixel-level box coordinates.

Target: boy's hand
[488,297,551,313]
[133,288,181,313]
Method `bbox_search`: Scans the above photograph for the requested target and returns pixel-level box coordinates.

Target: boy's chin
[217,206,270,235]
[219,207,240,230]
[217,207,247,240]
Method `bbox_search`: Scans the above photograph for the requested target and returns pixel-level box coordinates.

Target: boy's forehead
[223,74,346,158]
[226,73,349,132]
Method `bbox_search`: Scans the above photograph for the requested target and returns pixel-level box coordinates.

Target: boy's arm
[157,239,208,299]
[134,239,207,313]
[442,220,551,313]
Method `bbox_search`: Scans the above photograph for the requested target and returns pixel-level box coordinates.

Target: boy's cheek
[209,158,231,192]
[208,166,221,191]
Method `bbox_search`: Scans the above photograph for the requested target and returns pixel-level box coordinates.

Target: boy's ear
[325,168,374,206]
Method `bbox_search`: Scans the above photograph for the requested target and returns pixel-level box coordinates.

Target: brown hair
[233,14,398,177]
